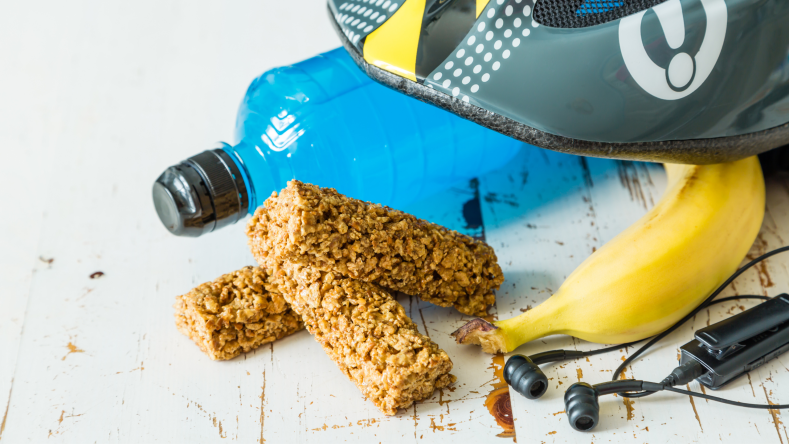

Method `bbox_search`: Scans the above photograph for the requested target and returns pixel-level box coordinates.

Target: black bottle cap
[152,148,249,237]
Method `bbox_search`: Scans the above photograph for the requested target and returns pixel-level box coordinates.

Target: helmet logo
[619,0,727,100]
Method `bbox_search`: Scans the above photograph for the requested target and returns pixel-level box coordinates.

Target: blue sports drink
[153,48,522,236]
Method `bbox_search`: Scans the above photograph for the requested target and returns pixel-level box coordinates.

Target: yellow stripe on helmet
[476,0,491,18]
[363,0,427,82]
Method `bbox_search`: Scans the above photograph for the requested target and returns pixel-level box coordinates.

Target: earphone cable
[661,386,789,409]
[612,246,789,384]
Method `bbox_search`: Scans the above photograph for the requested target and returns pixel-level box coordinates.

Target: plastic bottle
[153,47,523,237]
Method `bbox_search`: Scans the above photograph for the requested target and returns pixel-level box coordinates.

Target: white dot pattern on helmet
[332,0,400,48]
[423,0,535,106]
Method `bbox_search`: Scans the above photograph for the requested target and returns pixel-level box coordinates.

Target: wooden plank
[3,0,789,442]
[0,1,68,437]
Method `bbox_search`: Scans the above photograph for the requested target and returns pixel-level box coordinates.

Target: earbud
[564,383,600,431]
[564,380,651,432]
[505,350,584,400]
[503,355,549,399]
[502,248,789,433]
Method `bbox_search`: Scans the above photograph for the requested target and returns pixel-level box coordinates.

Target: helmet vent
[534,0,668,28]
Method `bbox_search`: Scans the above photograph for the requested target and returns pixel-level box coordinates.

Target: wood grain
[1,0,787,442]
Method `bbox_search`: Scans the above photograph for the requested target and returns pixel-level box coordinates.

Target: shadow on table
[404,144,650,234]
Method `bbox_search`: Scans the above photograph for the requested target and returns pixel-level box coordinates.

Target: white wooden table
[2,1,788,442]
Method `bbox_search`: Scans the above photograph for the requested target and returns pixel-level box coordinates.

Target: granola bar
[174,266,303,361]
[267,260,456,415]
[246,180,504,316]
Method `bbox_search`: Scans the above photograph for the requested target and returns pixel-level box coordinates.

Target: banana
[452,157,765,354]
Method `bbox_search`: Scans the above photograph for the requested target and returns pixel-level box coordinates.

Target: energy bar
[266,260,456,415]
[247,180,504,316]
[174,266,303,360]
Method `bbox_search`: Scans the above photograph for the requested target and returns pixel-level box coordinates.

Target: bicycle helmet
[328,0,789,163]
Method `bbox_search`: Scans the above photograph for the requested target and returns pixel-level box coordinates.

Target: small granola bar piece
[174,266,303,361]
[247,180,504,316]
[268,260,456,415]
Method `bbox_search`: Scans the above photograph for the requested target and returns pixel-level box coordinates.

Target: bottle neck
[224,138,301,214]
[220,141,260,213]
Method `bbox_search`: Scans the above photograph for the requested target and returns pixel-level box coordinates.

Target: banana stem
[452,298,562,354]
